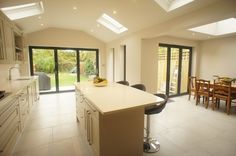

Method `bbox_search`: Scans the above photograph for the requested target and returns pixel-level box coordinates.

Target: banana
[93,77,107,84]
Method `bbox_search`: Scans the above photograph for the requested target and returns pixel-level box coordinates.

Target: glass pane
[169,48,179,95]
[180,49,190,93]
[32,49,56,93]
[58,49,77,91]
[79,50,97,82]
[157,47,167,93]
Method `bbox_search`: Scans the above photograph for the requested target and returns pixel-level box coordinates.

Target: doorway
[157,44,192,97]
[29,46,99,94]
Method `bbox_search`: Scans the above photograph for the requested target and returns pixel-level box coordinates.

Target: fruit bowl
[93,77,108,87]
[94,81,108,87]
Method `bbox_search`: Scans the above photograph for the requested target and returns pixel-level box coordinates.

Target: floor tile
[13,93,236,156]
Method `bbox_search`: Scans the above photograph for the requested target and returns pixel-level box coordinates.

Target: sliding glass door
[31,48,56,93]
[79,49,99,82]
[29,46,99,94]
[57,49,77,91]
[157,44,192,97]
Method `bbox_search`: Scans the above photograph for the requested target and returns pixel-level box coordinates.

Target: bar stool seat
[130,84,146,91]
[116,80,129,86]
[144,93,168,153]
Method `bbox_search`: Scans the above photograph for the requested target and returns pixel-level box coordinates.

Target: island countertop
[75,82,164,115]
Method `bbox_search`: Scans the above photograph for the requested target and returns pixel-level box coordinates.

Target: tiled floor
[13,93,236,156]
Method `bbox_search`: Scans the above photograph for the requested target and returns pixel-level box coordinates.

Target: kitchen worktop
[75,81,163,115]
[0,76,37,93]
[0,76,38,107]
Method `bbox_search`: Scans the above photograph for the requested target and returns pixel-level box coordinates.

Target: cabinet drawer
[0,98,18,126]
[0,123,20,155]
[0,115,19,153]
[0,108,19,135]
[19,92,28,106]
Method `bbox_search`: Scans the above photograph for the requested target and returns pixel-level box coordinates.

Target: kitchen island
[75,82,164,156]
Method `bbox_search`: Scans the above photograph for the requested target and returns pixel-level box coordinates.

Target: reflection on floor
[13,93,236,156]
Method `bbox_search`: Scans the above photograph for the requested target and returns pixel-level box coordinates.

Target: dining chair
[195,79,212,108]
[212,79,236,115]
[188,76,197,100]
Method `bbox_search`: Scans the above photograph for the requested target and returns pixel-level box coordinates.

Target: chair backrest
[188,76,197,91]
[196,79,210,94]
[131,84,146,91]
[213,79,231,98]
[145,93,168,115]
[116,81,129,86]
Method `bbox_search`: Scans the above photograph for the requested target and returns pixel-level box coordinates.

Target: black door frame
[29,46,99,94]
[159,43,192,97]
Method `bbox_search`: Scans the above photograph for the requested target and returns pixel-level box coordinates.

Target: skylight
[1,1,44,20]
[154,0,194,12]
[97,13,128,34]
[189,18,236,36]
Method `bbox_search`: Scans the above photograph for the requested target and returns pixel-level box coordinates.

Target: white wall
[106,35,141,85]
[198,35,236,80]
[24,27,106,77]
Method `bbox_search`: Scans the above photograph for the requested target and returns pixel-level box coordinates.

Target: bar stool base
[143,139,160,153]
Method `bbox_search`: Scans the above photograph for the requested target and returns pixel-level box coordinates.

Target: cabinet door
[0,18,5,60]
[85,100,100,156]
[27,84,33,110]
[18,87,29,131]
[75,89,87,134]
[3,20,14,62]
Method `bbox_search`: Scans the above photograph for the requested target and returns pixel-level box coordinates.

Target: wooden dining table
[209,81,236,93]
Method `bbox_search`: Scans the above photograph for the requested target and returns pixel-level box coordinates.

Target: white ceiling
[0,0,234,42]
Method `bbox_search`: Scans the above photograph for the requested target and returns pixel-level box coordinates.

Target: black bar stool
[144,93,168,153]
[130,84,146,91]
[116,80,129,86]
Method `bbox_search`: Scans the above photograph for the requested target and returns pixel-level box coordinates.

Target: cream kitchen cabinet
[18,87,29,131]
[3,20,14,63]
[84,99,100,156]
[75,88,99,156]
[0,96,20,156]
[0,17,5,60]
[27,80,38,111]
[0,11,24,64]
[0,77,39,155]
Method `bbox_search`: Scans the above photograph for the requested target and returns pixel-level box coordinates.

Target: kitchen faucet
[8,66,19,80]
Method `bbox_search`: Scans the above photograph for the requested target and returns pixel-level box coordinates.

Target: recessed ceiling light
[73,6,77,10]
[1,1,44,20]
[154,0,194,12]
[113,10,117,14]
[189,18,236,36]
[40,23,44,26]
[97,13,128,34]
